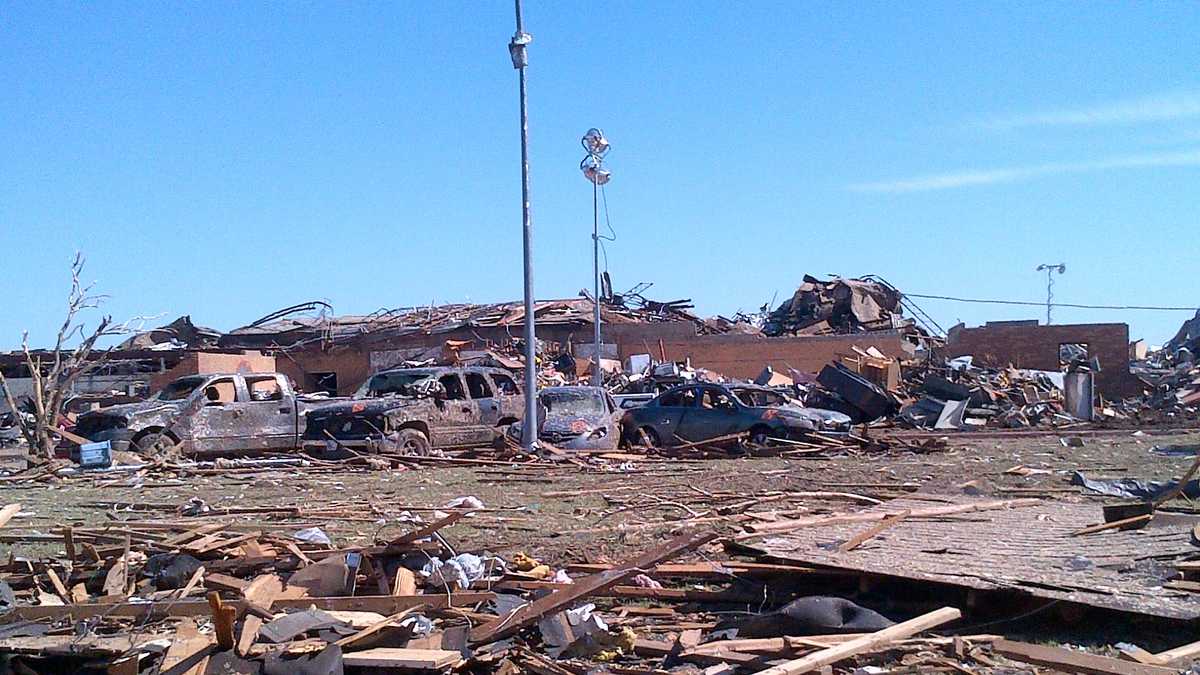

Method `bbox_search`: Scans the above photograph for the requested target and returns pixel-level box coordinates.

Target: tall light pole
[580,129,611,386]
[509,0,537,449]
[1035,263,1066,325]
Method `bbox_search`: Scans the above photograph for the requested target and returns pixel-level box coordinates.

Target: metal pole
[1045,268,1052,325]
[592,179,601,386]
[510,0,537,450]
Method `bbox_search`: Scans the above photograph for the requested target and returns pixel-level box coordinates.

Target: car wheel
[748,425,778,447]
[637,426,662,448]
[132,431,177,457]
[396,428,432,456]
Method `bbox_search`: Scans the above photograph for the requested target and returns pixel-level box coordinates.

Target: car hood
[778,405,852,426]
[512,412,612,437]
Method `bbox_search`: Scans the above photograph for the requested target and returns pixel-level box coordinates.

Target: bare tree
[0,253,143,460]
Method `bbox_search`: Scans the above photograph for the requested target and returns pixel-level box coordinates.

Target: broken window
[245,376,283,402]
[157,375,208,401]
[312,372,337,396]
[699,388,736,410]
[465,372,493,399]
[1059,343,1089,369]
[491,373,519,395]
[658,387,696,408]
[203,378,237,405]
[438,374,466,400]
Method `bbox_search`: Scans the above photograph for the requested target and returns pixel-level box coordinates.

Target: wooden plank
[469,530,717,644]
[390,511,466,545]
[0,503,22,530]
[4,592,496,621]
[236,575,283,656]
[161,523,226,547]
[334,606,424,649]
[1072,514,1153,537]
[206,592,236,650]
[993,639,1177,674]
[740,499,1041,537]
[175,565,206,600]
[45,568,70,603]
[393,567,417,596]
[204,573,250,594]
[159,620,214,675]
[341,647,463,668]
[185,531,263,555]
[1153,637,1200,665]
[838,510,909,553]
[753,607,962,675]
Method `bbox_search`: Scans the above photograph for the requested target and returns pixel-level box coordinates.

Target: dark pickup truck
[74,372,306,456]
[303,366,523,455]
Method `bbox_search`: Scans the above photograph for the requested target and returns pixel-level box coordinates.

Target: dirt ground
[5,429,1199,565]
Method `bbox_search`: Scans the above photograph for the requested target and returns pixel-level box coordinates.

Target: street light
[580,128,611,386]
[1035,263,1066,325]
[509,0,537,450]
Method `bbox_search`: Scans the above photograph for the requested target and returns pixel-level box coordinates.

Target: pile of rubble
[4,486,1200,674]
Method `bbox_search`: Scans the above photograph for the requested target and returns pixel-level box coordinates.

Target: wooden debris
[838,509,910,552]
[753,607,962,675]
[992,639,1178,674]
[341,647,464,669]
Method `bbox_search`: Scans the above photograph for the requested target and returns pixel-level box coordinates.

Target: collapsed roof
[218,295,717,351]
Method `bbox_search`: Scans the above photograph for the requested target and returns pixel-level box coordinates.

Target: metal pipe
[592,179,601,386]
[511,0,537,450]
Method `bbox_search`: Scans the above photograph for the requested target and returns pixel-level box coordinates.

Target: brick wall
[619,332,913,380]
[943,322,1141,398]
[148,350,277,393]
[279,324,914,392]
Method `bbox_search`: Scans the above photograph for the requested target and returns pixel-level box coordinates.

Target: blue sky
[2,1,1197,349]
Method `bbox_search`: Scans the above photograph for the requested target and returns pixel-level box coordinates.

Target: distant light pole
[580,128,611,386]
[509,0,537,449]
[1035,263,1066,325]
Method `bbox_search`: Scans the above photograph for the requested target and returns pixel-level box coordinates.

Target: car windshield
[730,387,787,408]
[156,376,208,401]
[541,389,606,416]
[358,370,437,398]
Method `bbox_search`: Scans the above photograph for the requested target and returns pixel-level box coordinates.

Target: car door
[465,370,500,442]
[429,372,479,448]
[488,371,522,421]
[184,376,243,454]
[630,386,694,446]
[241,374,299,450]
[676,385,743,443]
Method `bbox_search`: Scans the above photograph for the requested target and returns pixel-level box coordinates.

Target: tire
[396,428,432,456]
[132,431,178,457]
[748,425,778,447]
[637,426,662,448]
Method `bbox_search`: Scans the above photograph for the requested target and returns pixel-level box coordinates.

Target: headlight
[588,426,608,439]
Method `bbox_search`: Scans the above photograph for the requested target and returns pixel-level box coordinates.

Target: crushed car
[302,366,522,455]
[505,386,622,451]
[620,382,851,447]
[73,372,307,456]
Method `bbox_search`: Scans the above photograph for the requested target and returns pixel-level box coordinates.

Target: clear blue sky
[2,1,1198,350]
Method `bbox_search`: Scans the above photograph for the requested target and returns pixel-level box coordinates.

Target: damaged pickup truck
[302,366,522,455]
[74,372,306,456]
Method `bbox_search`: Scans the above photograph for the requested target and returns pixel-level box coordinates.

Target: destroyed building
[943,320,1144,399]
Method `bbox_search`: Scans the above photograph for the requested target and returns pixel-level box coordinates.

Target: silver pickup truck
[74,372,305,456]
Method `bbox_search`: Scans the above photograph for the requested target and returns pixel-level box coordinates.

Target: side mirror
[206,387,220,402]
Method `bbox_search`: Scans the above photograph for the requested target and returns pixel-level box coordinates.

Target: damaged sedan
[620,382,851,447]
[505,386,622,451]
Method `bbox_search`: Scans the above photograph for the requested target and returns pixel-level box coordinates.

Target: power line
[903,292,1197,312]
